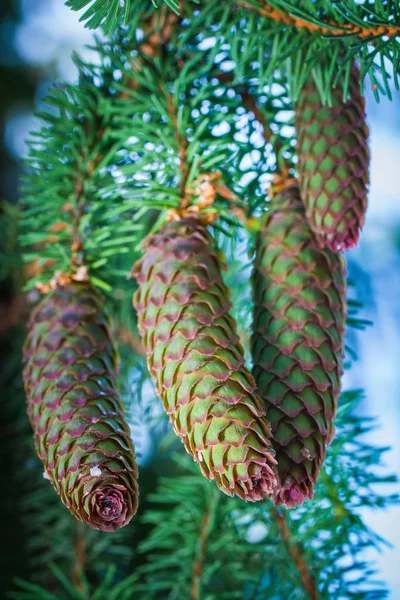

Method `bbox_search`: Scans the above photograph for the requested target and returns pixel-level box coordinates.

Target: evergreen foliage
[65,1,400,99]
[2,0,399,597]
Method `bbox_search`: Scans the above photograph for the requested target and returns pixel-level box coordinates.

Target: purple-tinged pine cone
[133,217,277,502]
[23,282,139,531]
[296,62,370,252]
[252,184,346,507]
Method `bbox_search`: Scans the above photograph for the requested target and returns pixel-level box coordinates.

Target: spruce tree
[1,0,399,598]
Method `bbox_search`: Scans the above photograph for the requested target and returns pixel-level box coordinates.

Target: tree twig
[70,11,179,273]
[272,508,320,600]
[240,89,283,159]
[216,72,286,172]
[241,90,274,143]
[167,94,190,203]
[116,326,146,357]
[0,295,27,337]
[191,490,219,599]
[122,9,189,204]
[71,521,87,591]
[237,1,400,39]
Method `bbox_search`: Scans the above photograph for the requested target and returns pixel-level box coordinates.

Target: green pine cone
[23,281,139,532]
[295,62,369,252]
[252,184,346,508]
[133,217,277,502]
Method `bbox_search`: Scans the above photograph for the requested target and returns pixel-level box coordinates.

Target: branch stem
[70,130,104,273]
[116,326,146,357]
[240,90,274,145]
[167,95,190,203]
[237,1,400,39]
[216,73,286,173]
[191,490,219,599]
[272,508,320,600]
[71,521,87,591]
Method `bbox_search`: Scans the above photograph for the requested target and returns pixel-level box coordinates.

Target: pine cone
[23,282,139,532]
[251,184,346,508]
[295,63,369,252]
[133,217,277,501]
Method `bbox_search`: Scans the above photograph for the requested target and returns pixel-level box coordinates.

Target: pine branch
[65,0,180,32]
[184,2,399,101]
[22,2,396,289]
[135,387,398,599]
[10,566,142,600]
[238,1,400,39]
[21,72,142,290]
[69,120,104,273]
[71,523,87,592]
[271,508,320,600]
[116,325,146,357]
[65,1,399,101]
[66,0,132,31]
[166,92,190,202]
[191,489,219,599]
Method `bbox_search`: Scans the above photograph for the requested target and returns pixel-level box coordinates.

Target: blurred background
[0,0,399,595]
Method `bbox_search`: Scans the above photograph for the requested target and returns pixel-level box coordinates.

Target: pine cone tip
[325,228,360,253]
[248,464,277,502]
[220,461,277,502]
[273,482,313,509]
[83,480,136,532]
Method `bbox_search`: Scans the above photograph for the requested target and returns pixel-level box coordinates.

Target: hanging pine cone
[23,281,139,532]
[133,217,277,501]
[251,183,346,508]
[295,62,369,252]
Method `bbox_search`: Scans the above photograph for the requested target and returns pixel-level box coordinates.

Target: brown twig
[272,508,320,600]
[69,123,107,275]
[70,176,86,272]
[216,72,273,142]
[167,94,190,203]
[120,9,189,204]
[241,90,274,144]
[0,295,27,337]
[116,326,146,357]
[240,89,287,172]
[121,8,179,96]
[216,72,286,173]
[191,491,218,599]
[69,10,179,273]
[238,1,400,39]
[71,522,87,591]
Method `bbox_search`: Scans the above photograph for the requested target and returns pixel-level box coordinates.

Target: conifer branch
[191,490,219,599]
[240,91,273,145]
[216,73,289,176]
[167,94,190,203]
[240,89,292,175]
[70,130,102,273]
[237,1,400,39]
[71,522,87,591]
[272,508,320,600]
[117,326,146,357]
